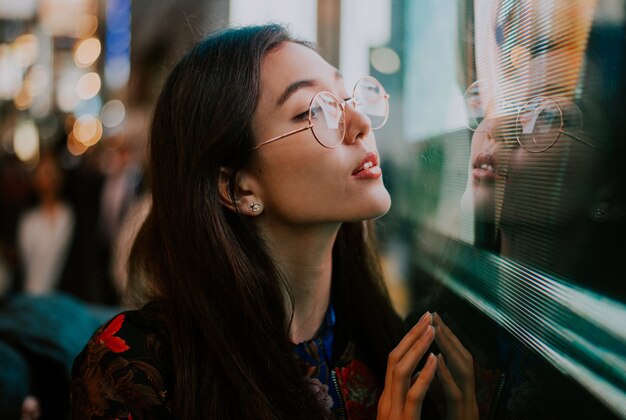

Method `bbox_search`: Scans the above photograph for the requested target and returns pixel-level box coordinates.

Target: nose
[342,101,372,145]
[485,119,496,142]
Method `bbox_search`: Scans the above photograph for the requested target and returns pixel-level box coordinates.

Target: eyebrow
[276,79,317,107]
[276,70,344,108]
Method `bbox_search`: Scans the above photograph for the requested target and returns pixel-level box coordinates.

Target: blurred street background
[0,0,406,306]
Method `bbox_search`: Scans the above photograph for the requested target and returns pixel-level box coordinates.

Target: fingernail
[425,325,435,338]
[436,354,445,370]
[417,311,430,325]
[426,352,436,366]
[434,312,442,322]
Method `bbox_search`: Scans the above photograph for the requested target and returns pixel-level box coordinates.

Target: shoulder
[70,302,172,419]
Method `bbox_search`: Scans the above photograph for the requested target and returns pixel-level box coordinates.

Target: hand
[433,313,479,420]
[378,312,437,420]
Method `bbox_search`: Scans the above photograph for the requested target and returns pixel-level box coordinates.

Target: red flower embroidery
[335,360,379,419]
[98,314,130,353]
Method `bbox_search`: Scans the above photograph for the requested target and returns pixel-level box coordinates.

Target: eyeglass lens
[310,78,388,147]
[310,92,346,147]
[354,78,388,129]
[463,80,485,132]
[516,97,562,152]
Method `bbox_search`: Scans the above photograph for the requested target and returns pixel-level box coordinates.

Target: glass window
[378,0,626,418]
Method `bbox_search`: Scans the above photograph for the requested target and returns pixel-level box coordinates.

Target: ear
[218,167,264,216]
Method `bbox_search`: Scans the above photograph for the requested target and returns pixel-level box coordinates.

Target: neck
[40,197,60,214]
[258,221,340,344]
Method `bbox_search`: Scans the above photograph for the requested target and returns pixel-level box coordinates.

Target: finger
[434,313,471,361]
[382,313,432,418]
[433,320,464,379]
[378,389,390,419]
[404,353,437,418]
[434,318,462,367]
[433,314,474,391]
[389,325,436,412]
[436,354,463,420]
[399,312,433,354]
[385,312,432,385]
[436,345,473,389]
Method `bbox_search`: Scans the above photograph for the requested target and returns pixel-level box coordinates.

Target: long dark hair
[129,24,403,419]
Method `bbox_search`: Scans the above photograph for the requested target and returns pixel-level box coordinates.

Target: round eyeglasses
[251,76,390,150]
[463,80,607,153]
[515,96,606,153]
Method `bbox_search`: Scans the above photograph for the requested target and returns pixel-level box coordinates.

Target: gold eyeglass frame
[515,96,606,153]
[250,76,390,150]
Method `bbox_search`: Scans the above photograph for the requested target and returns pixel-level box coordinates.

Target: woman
[71,25,477,419]
[18,151,75,295]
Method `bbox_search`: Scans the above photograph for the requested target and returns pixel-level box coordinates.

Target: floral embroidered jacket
[70,302,381,419]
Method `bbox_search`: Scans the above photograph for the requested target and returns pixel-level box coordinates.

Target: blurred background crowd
[0,0,228,303]
[0,0,397,304]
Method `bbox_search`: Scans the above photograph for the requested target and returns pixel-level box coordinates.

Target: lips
[352,151,382,179]
[472,153,496,181]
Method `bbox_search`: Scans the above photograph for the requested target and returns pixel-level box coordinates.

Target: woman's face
[248,42,391,227]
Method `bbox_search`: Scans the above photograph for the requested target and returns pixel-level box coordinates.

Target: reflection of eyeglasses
[515,97,606,153]
[463,80,606,153]
[462,80,505,132]
[251,76,390,150]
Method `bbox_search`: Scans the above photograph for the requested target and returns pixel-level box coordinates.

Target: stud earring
[250,202,262,212]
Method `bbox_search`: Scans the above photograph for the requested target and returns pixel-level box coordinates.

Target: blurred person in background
[17,150,75,295]
[71,24,478,420]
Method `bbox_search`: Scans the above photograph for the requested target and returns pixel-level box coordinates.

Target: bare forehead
[259,42,339,101]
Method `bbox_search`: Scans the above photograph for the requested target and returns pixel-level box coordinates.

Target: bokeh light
[101,99,125,128]
[13,34,39,68]
[0,45,23,100]
[76,72,101,100]
[57,69,82,112]
[74,38,101,68]
[74,15,99,38]
[13,86,32,110]
[66,131,89,156]
[13,120,40,163]
[370,47,401,74]
[72,114,103,146]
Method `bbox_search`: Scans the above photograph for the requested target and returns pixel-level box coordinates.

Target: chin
[355,189,392,221]
[473,186,496,222]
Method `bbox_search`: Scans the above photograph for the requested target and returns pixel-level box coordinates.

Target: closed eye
[293,110,309,122]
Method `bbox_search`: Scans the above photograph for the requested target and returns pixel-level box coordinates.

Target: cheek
[470,133,493,161]
[257,147,339,207]
[257,148,390,222]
